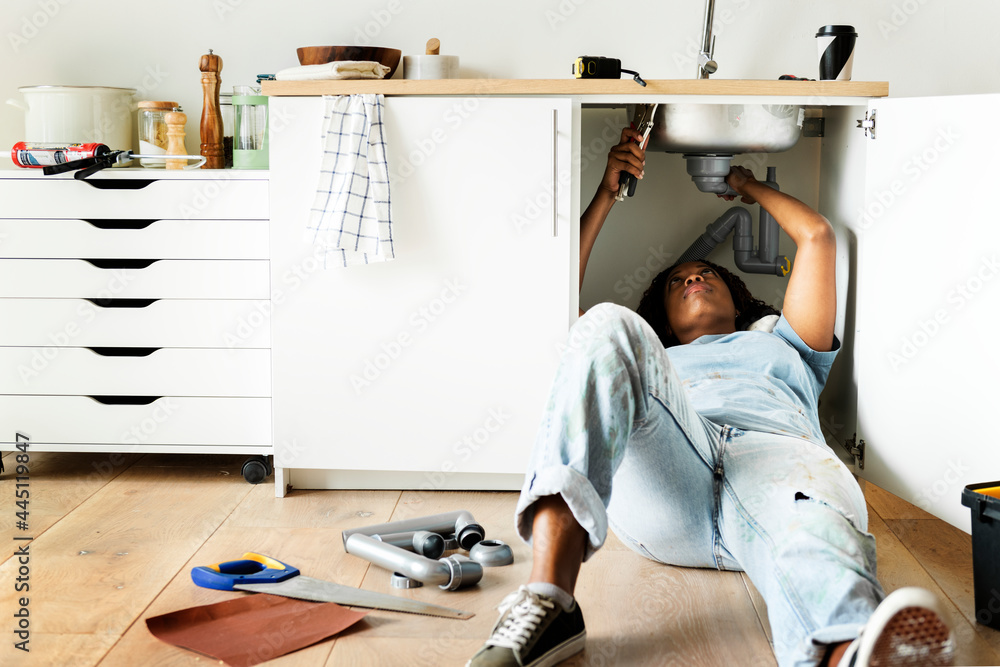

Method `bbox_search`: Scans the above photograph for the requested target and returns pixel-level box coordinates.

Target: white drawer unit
[0,170,274,484]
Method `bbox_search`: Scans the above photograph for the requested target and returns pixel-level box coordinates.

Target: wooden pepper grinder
[199,49,225,169]
[165,110,187,170]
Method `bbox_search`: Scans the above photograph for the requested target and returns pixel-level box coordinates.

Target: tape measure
[573,56,622,79]
[572,56,646,86]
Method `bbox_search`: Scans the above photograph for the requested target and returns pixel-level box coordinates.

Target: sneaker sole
[864,589,955,667]
[525,629,587,667]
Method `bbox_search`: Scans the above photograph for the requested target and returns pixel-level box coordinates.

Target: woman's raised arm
[579,128,648,292]
[726,166,838,352]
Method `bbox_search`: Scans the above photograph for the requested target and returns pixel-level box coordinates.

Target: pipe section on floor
[344,533,484,590]
[341,510,486,551]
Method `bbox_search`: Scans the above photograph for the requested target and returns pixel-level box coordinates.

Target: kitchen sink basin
[643,103,803,154]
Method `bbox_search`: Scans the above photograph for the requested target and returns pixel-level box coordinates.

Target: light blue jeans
[516,304,884,667]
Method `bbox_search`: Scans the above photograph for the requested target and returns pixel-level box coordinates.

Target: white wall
[2,0,995,310]
[2,0,997,155]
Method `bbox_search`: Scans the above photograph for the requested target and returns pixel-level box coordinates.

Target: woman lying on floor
[467,126,955,667]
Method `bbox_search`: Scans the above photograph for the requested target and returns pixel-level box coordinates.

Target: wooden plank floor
[1,452,998,667]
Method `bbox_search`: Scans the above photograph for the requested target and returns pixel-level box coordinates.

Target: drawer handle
[81,179,155,191]
[86,347,159,357]
[88,395,162,405]
[84,219,158,230]
[82,258,160,269]
[84,298,159,309]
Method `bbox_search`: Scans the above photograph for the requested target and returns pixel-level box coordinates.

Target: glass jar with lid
[137,100,179,168]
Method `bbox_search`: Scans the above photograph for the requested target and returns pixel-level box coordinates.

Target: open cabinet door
[855,94,1000,532]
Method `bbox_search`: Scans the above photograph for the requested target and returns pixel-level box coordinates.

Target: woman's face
[663,262,738,344]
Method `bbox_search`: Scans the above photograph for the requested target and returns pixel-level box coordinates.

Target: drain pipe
[677,166,789,276]
[344,533,484,590]
[341,510,486,552]
[677,205,749,265]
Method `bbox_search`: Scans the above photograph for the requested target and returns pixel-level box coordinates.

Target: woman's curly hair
[636,259,780,348]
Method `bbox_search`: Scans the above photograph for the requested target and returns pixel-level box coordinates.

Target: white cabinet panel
[0,396,270,446]
[270,96,573,479]
[0,219,268,259]
[0,298,270,348]
[855,94,1000,532]
[0,259,269,299]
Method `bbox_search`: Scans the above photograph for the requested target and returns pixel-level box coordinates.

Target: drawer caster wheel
[241,456,272,484]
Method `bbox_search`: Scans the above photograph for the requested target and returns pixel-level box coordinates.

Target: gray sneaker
[467,586,586,667]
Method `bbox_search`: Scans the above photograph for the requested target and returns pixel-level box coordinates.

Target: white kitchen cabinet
[269,96,574,492]
[0,171,273,476]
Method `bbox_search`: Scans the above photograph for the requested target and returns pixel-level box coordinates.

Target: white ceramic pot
[6,86,137,151]
[403,55,459,79]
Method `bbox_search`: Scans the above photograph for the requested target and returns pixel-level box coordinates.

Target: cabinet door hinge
[846,433,866,469]
[856,109,876,140]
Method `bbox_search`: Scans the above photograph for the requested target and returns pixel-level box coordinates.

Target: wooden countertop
[263,78,888,98]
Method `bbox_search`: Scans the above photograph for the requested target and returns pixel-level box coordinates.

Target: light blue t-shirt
[665,315,839,444]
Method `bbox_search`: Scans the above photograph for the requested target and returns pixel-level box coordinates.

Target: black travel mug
[816,25,857,80]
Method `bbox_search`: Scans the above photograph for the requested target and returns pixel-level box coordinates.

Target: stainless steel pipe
[344,533,484,590]
[341,510,485,551]
[374,530,446,560]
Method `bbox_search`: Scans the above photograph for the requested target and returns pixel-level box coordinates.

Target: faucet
[697,0,718,79]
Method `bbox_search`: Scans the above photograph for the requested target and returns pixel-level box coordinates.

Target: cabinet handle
[84,298,159,309]
[80,179,155,191]
[82,258,160,269]
[88,395,162,405]
[552,108,558,237]
[84,219,158,230]
[86,347,159,357]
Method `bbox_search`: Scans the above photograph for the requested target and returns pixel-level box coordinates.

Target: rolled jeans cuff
[791,623,864,667]
[515,465,608,562]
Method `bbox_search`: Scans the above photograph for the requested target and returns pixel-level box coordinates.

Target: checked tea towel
[306,94,394,267]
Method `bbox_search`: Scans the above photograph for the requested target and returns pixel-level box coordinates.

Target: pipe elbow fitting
[440,555,483,591]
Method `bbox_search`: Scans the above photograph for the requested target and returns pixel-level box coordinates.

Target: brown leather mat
[146,593,368,666]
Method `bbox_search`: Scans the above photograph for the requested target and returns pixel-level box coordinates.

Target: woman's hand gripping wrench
[616,103,658,202]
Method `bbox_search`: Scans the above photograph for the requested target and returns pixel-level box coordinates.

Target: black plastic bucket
[961,481,1000,630]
